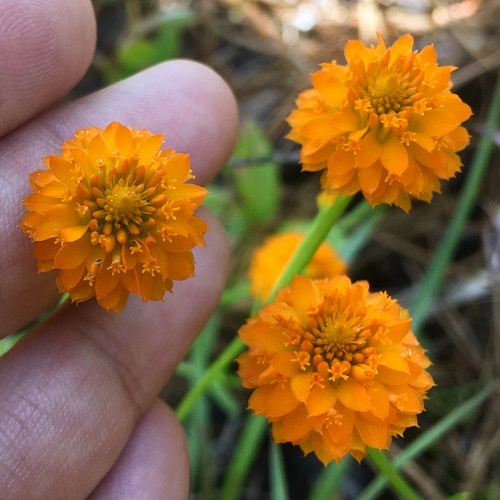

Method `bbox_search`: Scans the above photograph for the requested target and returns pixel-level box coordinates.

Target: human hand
[0,1,238,498]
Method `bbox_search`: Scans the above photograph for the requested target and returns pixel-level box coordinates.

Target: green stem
[176,195,351,421]
[366,449,420,500]
[410,74,500,332]
[220,281,251,308]
[176,336,244,422]
[267,194,352,302]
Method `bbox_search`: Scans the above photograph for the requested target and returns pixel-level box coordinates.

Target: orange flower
[286,33,472,211]
[249,232,346,300]
[20,122,208,312]
[237,275,434,464]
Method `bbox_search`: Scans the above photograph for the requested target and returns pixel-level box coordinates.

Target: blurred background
[72,1,499,498]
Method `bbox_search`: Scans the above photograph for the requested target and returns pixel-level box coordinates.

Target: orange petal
[239,320,287,353]
[356,131,382,168]
[98,283,128,312]
[300,117,340,141]
[60,264,85,291]
[355,417,391,449]
[70,148,94,177]
[46,204,82,226]
[23,193,59,214]
[48,156,75,187]
[272,404,312,443]
[60,225,90,243]
[39,181,68,198]
[249,383,300,418]
[316,431,352,464]
[387,319,412,344]
[54,234,92,270]
[307,383,338,416]
[376,365,411,385]
[236,352,263,388]
[88,134,109,166]
[388,385,423,414]
[327,148,355,176]
[121,268,140,295]
[389,34,413,63]
[344,39,370,64]
[412,97,472,138]
[95,260,121,299]
[380,134,408,175]
[167,184,208,203]
[271,351,300,378]
[290,372,312,403]
[34,239,59,261]
[148,274,172,301]
[443,126,470,152]
[407,363,435,390]
[336,378,371,412]
[369,381,390,420]
[67,279,95,303]
[329,111,360,133]
[358,162,383,194]
[112,123,134,156]
[324,403,355,445]
[137,134,164,165]
[378,351,410,373]
[311,68,347,105]
[165,251,194,281]
[165,153,192,183]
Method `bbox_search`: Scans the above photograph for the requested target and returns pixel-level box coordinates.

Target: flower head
[237,275,434,464]
[20,122,208,312]
[286,33,472,211]
[249,232,346,300]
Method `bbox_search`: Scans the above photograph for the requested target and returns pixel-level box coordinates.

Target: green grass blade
[366,449,421,500]
[410,74,500,332]
[270,444,290,500]
[220,414,268,500]
[308,457,353,500]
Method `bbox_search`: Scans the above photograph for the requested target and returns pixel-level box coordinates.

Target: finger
[0,0,96,136]
[0,60,239,337]
[88,401,189,500]
[0,211,229,499]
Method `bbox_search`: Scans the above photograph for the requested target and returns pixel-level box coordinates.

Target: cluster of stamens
[351,55,429,138]
[72,156,174,281]
[288,299,379,383]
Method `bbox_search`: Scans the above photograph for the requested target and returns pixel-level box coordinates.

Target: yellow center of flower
[290,300,378,383]
[103,183,150,226]
[365,73,416,115]
[82,159,163,253]
[355,54,426,130]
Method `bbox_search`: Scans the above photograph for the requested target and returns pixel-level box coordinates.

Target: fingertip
[0,0,96,135]
[89,401,189,500]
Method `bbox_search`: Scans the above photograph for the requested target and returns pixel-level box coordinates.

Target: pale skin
[0,1,239,498]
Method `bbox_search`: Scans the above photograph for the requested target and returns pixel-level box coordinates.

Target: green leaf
[104,9,195,83]
[230,121,280,224]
